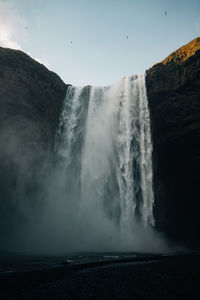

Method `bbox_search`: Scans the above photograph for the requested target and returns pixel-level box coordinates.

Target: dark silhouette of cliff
[0,47,67,248]
[146,37,200,247]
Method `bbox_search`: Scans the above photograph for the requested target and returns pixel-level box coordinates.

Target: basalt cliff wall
[146,37,200,247]
[0,47,67,147]
[0,47,67,246]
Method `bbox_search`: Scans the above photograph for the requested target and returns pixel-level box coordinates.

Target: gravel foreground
[0,253,200,299]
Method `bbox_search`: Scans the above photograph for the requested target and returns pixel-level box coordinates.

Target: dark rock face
[0,47,67,146]
[146,37,200,247]
[0,47,67,248]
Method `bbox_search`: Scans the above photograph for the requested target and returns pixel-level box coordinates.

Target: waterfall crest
[55,74,156,250]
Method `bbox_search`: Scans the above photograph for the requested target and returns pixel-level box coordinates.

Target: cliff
[146,37,200,247]
[0,47,67,148]
[0,47,67,247]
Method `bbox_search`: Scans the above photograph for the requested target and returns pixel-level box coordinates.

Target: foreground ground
[0,253,200,299]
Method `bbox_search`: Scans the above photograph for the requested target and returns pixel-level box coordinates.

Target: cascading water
[54,74,156,250]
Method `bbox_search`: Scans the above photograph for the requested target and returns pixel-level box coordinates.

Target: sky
[0,0,199,86]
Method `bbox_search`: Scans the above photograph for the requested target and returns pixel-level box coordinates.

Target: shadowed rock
[0,47,68,249]
[146,37,200,247]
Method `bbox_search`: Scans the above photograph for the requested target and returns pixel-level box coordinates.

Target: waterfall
[55,74,155,249]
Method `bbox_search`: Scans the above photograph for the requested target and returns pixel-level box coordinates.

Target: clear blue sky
[0,0,200,86]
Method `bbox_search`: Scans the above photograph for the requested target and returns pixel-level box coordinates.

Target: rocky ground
[0,253,199,299]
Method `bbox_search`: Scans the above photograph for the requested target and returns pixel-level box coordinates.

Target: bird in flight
[126,35,128,39]
[165,11,167,15]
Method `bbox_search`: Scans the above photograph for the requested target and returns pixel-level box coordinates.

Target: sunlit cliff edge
[158,37,200,66]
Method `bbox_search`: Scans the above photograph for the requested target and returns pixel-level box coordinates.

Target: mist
[0,75,172,255]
